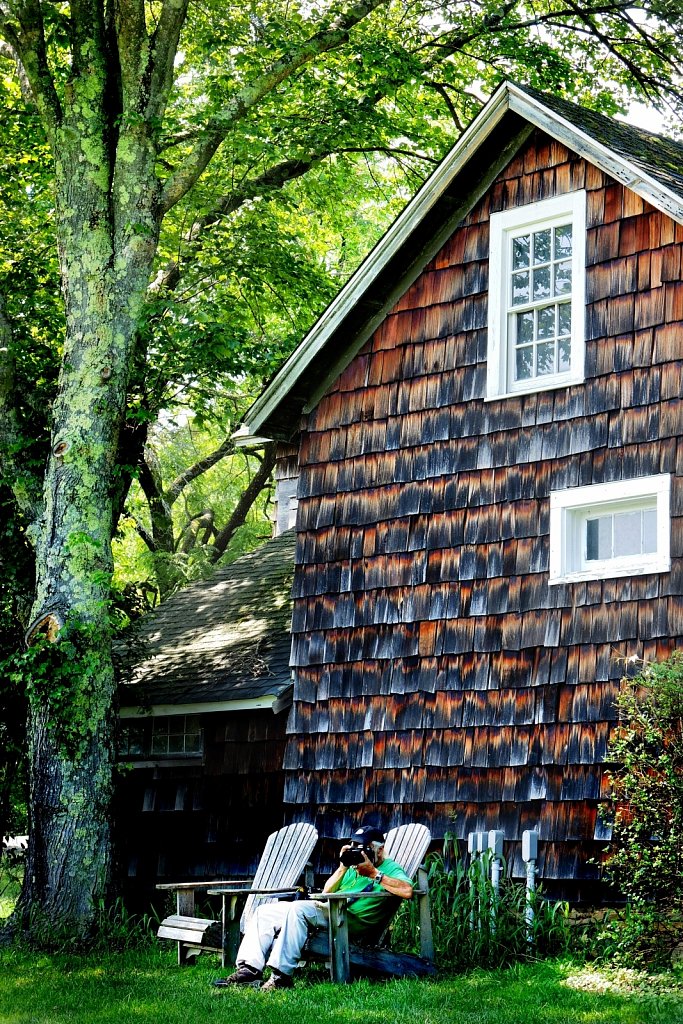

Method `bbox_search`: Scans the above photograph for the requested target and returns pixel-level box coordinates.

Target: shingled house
[116,529,295,902]
[234,81,683,897]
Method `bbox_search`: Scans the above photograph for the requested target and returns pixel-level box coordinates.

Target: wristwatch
[375,871,384,886]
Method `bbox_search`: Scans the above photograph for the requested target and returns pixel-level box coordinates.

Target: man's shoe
[261,969,294,991]
[212,963,263,987]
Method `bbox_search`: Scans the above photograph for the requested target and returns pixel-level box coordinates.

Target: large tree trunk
[20,72,161,937]
[3,0,388,944]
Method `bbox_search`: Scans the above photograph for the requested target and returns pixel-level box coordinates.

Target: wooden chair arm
[309,890,395,903]
[206,886,300,896]
[156,879,252,891]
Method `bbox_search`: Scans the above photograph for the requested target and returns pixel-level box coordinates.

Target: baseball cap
[349,824,385,845]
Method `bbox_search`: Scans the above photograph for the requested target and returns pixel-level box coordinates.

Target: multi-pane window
[119,715,203,760]
[152,716,202,755]
[487,191,586,399]
[509,223,573,384]
[549,476,671,585]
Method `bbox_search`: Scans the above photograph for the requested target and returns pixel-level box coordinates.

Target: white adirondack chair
[307,822,435,981]
[157,821,318,964]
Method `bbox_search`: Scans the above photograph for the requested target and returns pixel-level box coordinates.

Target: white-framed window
[487,191,586,400]
[549,475,671,585]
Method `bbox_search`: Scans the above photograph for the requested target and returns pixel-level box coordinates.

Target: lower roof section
[118,529,296,713]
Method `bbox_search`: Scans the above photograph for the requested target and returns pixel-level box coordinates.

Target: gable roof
[234,80,683,446]
[118,529,296,717]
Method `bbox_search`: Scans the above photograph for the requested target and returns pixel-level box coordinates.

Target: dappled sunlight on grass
[563,966,683,997]
[2,948,683,1024]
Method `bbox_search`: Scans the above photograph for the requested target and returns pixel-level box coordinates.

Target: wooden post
[221,894,241,967]
[327,898,350,983]
[176,888,195,965]
[417,866,434,961]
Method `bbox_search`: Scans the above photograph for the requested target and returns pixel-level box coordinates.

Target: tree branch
[151,135,436,297]
[159,0,389,214]
[137,447,174,552]
[178,509,216,553]
[563,0,679,100]
[131,513,156,553]
[209,443,276,562]
[163,435,235,506]
[1,0,61,140]
[114,0,149,110]
[425,82,465,131]
[145,0,189,123]
[149,154,325,295]
[0,37,33,102]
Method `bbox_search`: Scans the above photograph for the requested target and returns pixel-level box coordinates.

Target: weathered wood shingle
[284,126,683,888]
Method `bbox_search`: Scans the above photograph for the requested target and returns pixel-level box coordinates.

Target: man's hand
[354,851,376,877]
[338,844,352,867]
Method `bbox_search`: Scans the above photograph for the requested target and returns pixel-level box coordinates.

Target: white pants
[237,899,329,976]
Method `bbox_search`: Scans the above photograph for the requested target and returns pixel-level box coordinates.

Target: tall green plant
[392,834,570,970]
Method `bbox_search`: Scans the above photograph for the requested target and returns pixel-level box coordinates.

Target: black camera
[341,844,368,867]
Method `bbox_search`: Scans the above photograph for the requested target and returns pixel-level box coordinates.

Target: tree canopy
[1,0,683,941]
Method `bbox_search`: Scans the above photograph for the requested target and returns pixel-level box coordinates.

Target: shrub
[598,653,683,963]
[604,654,683,909]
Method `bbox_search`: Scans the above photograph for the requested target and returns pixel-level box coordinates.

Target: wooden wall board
[115,709,288,910]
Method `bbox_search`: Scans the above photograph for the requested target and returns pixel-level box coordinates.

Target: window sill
[485,372,584,402]
[549,558,670,586]
[117,757,204,768]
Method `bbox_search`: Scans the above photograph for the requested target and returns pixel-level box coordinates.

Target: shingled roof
[119,529,296,716]
[521,84,683,203]
[235,80,683,445]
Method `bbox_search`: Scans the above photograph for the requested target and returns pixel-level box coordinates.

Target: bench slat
[158,926,216,943]
[160,915,217,929]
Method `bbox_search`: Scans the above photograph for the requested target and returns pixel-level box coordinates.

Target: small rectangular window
[152,715,203,756]
[119,716,203,760]
[119,721,146,758]
[549,476,671,585]
[487,192,586,400]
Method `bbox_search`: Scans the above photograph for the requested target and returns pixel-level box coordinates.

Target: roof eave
[506,84,683,225]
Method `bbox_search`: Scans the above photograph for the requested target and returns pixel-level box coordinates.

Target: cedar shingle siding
[286,129,683,887]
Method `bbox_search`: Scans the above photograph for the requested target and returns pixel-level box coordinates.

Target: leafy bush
[598,653,683,963]
[604,654,683,906]
[392,834,571,970]
[573,902,677,968]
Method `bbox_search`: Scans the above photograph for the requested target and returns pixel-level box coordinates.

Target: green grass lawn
[1,944,683,1024]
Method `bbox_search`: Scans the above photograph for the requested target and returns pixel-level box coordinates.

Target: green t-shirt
[337,857,412,938]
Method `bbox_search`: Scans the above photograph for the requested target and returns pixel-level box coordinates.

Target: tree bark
[16,4,162,937]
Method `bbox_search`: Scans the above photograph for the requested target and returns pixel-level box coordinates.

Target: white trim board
[119,695,281,718]
[549,474,671,585]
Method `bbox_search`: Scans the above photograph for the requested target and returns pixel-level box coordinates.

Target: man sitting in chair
[213,824,413,990]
